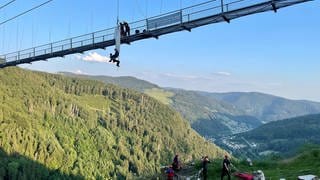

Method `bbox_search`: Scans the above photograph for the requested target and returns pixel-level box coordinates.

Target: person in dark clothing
[202,156,210,180]
[172,154,181,171]
[109,49,120,67]
[124,21,130,36]
[221,155,231,180]
[120,22,125,37]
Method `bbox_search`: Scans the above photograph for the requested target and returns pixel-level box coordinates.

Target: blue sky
[0,0,319,101]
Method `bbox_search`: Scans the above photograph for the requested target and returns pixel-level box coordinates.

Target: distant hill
[0,68,225,179]
[216,114,320,158]
[60,72,158,92]
[61,73,320,139]
[168,89,262,137]
[205,92,320,123]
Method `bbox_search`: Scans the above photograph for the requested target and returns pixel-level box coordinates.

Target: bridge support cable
[0,0,313,69]
[0,0,15,11]
[0,0,53,27]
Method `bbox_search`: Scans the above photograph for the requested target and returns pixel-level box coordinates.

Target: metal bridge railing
[0,0,296,64]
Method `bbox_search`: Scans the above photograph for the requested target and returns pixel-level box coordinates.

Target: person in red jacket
[166,165,175,180]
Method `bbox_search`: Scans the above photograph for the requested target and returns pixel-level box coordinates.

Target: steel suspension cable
[0,0,15,11]
[0,0,53,27]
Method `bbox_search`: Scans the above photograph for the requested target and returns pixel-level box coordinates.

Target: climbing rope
[160,0,163,13]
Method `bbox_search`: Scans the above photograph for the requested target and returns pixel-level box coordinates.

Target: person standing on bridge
[124,21,130,36]
[109,48,120,67]
[120,22,125,37]
[221,155,231,180]
[202,156,210,180]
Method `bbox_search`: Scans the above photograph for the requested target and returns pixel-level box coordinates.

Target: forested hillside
[61,73,320,139]
[0,68,225,179]
[169,89,262,137]
[62,72,263,137]
[216,114,320,158]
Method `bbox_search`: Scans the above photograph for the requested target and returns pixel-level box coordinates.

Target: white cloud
[74,54,82,60]
[213,71,231,76]
[75,52,109,62]
[74,69,88,75]
[162,73,198,80]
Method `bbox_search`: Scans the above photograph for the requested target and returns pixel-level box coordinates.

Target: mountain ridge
[59,72,159,92]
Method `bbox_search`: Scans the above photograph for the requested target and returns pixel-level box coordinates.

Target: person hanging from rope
[221,155,231,180]
[123,21,130,36]
[109,48,120,67]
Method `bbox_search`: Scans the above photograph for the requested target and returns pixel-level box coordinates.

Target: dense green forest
[0,67,225,179]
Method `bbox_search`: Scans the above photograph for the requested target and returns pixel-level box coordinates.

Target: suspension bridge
[0,0,313,69]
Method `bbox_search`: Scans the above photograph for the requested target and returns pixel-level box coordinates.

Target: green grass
[206,149,320,179]
[144,88,174,105]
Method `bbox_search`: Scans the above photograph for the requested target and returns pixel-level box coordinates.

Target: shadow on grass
[0,147,84,180]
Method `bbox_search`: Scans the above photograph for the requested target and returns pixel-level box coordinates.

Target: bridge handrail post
[50,43,53,53]
[221,0,224,13]
[146,19,149,31]
[70,39,73,49]
[33,48,35,57]
[271,0,277,12]
[92,33,95,44]
[180,10,183,24]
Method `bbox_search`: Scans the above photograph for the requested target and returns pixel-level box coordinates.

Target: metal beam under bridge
[0,0,313,69]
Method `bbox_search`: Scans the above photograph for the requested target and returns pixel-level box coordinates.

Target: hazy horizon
[47,70,319,103]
